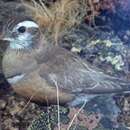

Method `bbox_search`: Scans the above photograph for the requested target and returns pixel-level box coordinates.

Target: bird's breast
[2,50,37,78]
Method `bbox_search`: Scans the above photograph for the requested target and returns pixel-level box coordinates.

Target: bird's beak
[0,32,12,42]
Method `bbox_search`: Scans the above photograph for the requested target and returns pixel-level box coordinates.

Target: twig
[53,80,61,130]
[67,100,87,130]
[88,0,96,26]
[18,95,34,114]
[39,0,53,19]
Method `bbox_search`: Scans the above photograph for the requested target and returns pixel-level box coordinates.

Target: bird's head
[1,18,41,50]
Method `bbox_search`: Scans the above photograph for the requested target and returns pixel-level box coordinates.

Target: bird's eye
[17,26,26,33]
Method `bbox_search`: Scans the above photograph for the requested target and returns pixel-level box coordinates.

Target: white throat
[7,74,25,84]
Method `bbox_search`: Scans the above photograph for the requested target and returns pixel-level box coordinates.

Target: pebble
[0,99,6,109]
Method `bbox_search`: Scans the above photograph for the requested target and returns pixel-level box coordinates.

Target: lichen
[100,54,124,70]
[90,39,112,47]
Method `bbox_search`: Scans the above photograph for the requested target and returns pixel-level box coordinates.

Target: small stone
[123,99,130,112]
[10,105,22,116]
[71,47,81,53]
[19,101,25,107]
[0,99,6,109]
[104,40,112,47]
[4,119,12,128]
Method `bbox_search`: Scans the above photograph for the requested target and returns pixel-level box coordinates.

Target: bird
[1,17,130,106]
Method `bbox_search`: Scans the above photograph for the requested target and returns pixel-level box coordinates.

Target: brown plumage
[1,18,130,106]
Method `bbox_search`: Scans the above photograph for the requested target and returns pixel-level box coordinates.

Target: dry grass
[23,0,88,44]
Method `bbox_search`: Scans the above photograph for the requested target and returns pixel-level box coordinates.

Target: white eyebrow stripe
[16,21,39,28]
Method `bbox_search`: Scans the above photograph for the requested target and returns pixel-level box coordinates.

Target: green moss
[28,105,70,130]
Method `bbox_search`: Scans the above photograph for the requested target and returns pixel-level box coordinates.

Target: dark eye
[17,26,26,33]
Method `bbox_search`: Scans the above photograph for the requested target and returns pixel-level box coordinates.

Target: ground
[1,0,130,130]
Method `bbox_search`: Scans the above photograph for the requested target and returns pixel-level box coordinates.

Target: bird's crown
[2,17,40,50]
